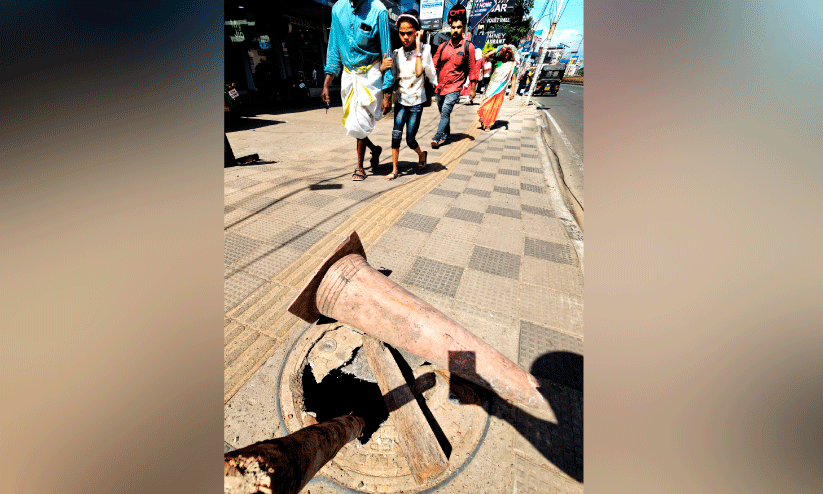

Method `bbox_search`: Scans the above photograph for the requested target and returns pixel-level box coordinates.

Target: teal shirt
[324,0,394,90]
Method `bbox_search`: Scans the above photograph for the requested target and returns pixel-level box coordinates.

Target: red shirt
[432,38,480,95]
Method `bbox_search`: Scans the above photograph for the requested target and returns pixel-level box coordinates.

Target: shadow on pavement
[226,117,288,132]
[446,350,583,483]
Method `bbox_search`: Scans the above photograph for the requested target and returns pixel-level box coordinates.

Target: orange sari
[477,61,515,128]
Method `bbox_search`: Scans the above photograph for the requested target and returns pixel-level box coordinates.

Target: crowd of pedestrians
[319,1,517,181]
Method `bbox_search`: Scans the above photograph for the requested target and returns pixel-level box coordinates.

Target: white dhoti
[341,62,383,139]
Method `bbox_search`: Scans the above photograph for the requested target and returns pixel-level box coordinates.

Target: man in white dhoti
[321,0,394,181]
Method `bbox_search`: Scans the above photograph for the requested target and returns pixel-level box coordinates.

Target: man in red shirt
[430,5,479,148]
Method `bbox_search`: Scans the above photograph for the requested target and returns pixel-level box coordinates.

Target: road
[534,84,584,164]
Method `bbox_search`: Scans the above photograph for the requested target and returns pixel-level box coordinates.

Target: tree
[503,0,534,47]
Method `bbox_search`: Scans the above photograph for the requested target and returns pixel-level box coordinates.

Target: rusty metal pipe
[289,232,552,412]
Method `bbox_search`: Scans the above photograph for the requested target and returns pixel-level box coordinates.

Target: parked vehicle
[533,64,566,96]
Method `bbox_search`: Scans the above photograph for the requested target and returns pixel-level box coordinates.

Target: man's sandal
[385,172,399,181]
[352,169,367,181]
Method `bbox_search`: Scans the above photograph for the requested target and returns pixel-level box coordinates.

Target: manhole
[277,322,491,493]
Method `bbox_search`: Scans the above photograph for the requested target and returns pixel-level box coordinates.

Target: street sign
[421,0,445,30]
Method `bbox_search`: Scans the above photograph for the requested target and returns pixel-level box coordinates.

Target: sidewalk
[224,98,583,493]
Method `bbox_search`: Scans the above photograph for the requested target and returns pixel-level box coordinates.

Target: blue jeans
[391,103,423,150]
[433,91,461,142]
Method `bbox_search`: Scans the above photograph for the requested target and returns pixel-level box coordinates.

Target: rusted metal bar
[224,414,364,494]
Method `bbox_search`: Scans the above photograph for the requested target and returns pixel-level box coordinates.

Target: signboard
[469,0,498,30]
[421,0,445,30]
[485,27,507,46]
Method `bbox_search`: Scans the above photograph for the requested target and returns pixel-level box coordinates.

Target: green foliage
[504,0,534,46]
[578,67,583,76]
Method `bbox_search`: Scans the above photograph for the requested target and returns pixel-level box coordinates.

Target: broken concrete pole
[288,231,554,416]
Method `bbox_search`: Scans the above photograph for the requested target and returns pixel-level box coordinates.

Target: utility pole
[523,0,565,106]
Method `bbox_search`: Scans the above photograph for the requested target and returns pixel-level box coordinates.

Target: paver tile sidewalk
[224,98,583,493]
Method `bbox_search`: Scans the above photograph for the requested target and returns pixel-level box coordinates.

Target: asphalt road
[534,84,584,163]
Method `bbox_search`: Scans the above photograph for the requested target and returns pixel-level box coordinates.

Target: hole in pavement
[301,358,389,444]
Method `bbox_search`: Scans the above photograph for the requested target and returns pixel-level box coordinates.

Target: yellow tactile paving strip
[225,115,484,403]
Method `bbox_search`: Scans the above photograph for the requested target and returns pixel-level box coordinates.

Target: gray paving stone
[520,285,583,336]
[487,205,522,219]
[521,256,583,296]
[454,269,519,317]
[403,257,464,297]
[226,177,259,190]
[445,207,484,224]
[481,156,500,163]
[225,233,264,265]
[468,245,520,279]
[297,193,337,208]
[343,189,376,202]
[224,271,265,312]
[499,168,521,176]
[464,188,492,198]
[235,216,292,242]
[461,159,480,166]
[273,225,328,252]
[448,173,473,181]
[493,185,520,196]
[521,165,542,174]
[432,216,482,243]
[521,204,555,217]
[504,145,520,150]
[260,202,317,222]
[521,183,546,194]
[236,195,280,213]
[430,188,461,199]
[522,153,539,159]
[242,247,302,280]
[501,155,520,162]
[419,233,475,267]
[525,237,575,265]
[521,143,537,148]
[396,211,440,233]
[224,205,236,214]
[475,171,496,179]
[377,225,431,255]
[519,321,583,385]
[362,244,417,282]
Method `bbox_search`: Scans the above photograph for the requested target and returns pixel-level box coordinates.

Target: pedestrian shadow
[486,120,510,131]
[445,132,475,144]
[225,117,287,132]
[368,160,447,179]
[445,350,583,483]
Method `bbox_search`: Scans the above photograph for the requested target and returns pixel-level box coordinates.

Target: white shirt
[391,44,437,106]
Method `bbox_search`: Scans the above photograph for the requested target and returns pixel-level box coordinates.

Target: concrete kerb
[536,108,584,232]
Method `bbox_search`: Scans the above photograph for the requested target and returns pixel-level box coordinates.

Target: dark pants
[391,103,423,150]
[433,91,461,142]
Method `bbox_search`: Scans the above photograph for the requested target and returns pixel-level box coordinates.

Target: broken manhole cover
[277,322,491,493]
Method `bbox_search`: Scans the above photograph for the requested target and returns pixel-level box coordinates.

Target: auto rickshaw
[533,64,567,96]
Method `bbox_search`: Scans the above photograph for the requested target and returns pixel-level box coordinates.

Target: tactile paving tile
[525,237,575,265]
[481,156,500,163]
[445,207,484,224]
[522,153,539,159]
[475,171,496,179]
[468,245,520,279]
[430,188,461,199]
[501,155,520,162]
[225,233,264,265]
[224,271,265,312]
[396,211,440,233]
[521,143,537,148]
[225,177,259,190]
[243,247,302,280]
[343,189,376,201]
[464,188,492,198]
[519,320,583,387]
[521,183,546,194]
[272,225,328,252]
[448,173,473,181]
[487,205,522,219]
[504,145,520,150]
[454,269,519,317]
[493,185,520,196]
[460,159,480,166]
[521,204,555,217]
[237,195,280,213]
[297,193,337,208]
[521,165,542,173]
[402,257,464,297]
[499,168,521,176]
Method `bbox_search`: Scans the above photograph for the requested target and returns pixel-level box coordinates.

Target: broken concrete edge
[275,321,495,494]
[288,231,367,323]
[537,108,584,232]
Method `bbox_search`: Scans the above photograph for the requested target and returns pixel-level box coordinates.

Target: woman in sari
[477,45,517,132]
